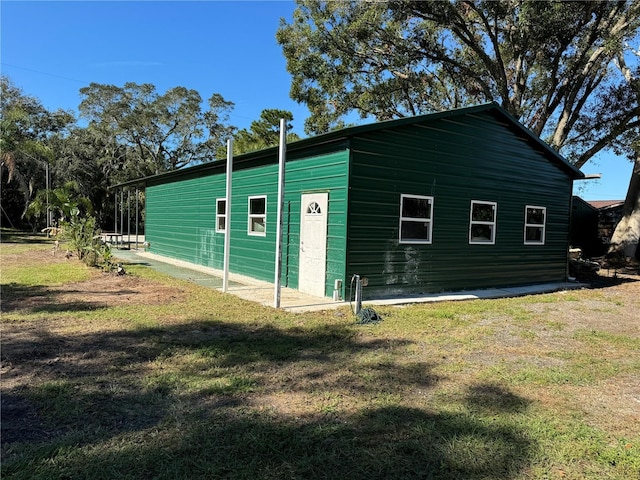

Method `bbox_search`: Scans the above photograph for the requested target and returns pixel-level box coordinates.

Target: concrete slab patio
[113,249,588,312]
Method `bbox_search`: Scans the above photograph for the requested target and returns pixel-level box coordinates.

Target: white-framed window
[399,194,434,244]
[469,200,497,244]
[248,195,266,236]
[524,205,546,245]
[216,198,226,233]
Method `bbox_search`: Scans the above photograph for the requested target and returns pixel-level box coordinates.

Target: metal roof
[588,200,625,210]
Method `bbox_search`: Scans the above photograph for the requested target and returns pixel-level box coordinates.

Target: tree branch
[575,117,639,169]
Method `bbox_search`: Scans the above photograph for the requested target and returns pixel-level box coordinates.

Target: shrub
[61,208,113,270]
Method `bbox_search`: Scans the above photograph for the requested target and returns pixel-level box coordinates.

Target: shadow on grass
[587,273,639,289]
[117,261,152,267]
[2,319,534,479]
[3,399,532,480]
[2,319,414,388]
[0,283,111,313]
[0,229,52,244]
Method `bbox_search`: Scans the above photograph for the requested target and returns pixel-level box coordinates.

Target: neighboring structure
[570,197,601,257]
[570,199,625,258]
[590,200,625,249]
[116,103,584,300]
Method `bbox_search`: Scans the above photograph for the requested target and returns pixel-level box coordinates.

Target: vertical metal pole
[45,162,50,229]
[120,189,124,248]
[114,191,118,238]
[273,119,287,308]
[135,187,139,249]
[222,139,233,293]
[127,189,131,248]
[354,275,363,314]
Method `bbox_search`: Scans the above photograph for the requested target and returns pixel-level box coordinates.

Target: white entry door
[299,193,328,297]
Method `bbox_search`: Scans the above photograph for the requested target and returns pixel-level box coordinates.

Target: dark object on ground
[569,257,600,281]
[600,254,640,277]
[356,307,383,324]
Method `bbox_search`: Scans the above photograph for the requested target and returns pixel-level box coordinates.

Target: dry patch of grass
[2,235,639,479]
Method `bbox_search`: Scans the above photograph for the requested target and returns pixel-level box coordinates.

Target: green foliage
[278,1,640,258]
[78,82,236,173]
[2,76,241,233]
[277,0,639,162]
[25,181,93,227]
[221,108,301,156]
[1,76,74,225]
[61,209,112,270]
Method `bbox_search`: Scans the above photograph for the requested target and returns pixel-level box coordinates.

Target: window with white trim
[469,200,497,244]
[524,205,546,245]
[399,194,434,244]
[248,195,266,236]
[216,198,226,233]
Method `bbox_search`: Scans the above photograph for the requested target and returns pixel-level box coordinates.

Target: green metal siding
[281,152,349,296]
[346,111,574,299]
[141,105,577,301]
[146,173,225,269]
[145,149,349,297]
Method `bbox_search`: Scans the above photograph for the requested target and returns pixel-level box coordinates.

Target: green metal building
[120,103,583,300]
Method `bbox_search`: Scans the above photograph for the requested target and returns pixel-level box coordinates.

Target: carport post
[120,189,124,248]
[127,189,131,248]
[135,187,139,249]
[273,118,286,308]
[114,191,118,238]
[222,139,233,293]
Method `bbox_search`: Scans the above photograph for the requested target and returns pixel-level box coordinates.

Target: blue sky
[1,0,632,201]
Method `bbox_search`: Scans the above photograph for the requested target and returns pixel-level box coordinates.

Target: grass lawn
[2,232,639,479]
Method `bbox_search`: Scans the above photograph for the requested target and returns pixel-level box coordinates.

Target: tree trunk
[608,153,640,259]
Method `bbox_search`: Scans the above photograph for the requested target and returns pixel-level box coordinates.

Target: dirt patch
[2,245,184,312]
[55,274,185,307]
[524,275,640,336]
[575,373,640,439]
[466,272,640,438]
[2,271,186,314]
[1,251,191,446]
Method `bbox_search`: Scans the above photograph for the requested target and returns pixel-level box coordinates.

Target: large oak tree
[278,0,640,257]
[78,82,236,174]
